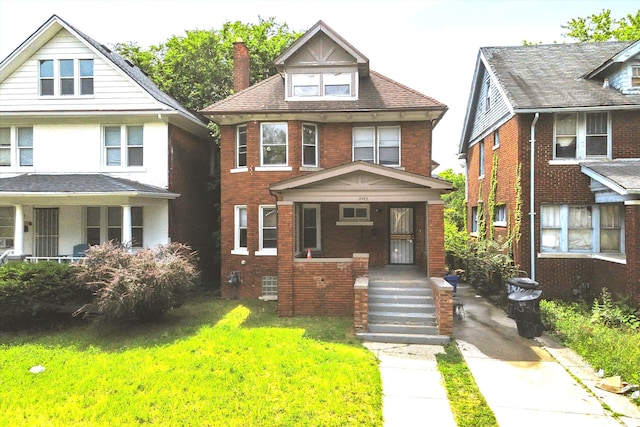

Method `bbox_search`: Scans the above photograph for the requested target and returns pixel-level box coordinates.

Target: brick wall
[430,277,453,336]
[167,124,217,285]
[291,259,355,316]
[427,203,445,277]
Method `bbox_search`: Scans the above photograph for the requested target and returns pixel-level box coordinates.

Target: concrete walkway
[365,282,640,427]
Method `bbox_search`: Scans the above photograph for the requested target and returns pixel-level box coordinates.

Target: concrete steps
[357,277,450,345]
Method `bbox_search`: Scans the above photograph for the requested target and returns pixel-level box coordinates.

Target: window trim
[493,204,506,227]
[553,112,611,160]
[232,205,248,255]
[39,58,94,97]
[338,204,371,226]
[493,129,500,149]
[0,206,15,249]
[103,125,144,168]
[352,125,401,167]
[478,140,485,178]
[256,205,277,256]
[302,123,318,167]
[300,204,321,251]
[236,124,247,169]
[0,126,35,169]
[287,71,356,100]
[540,204,624,255]
[260,122,288,167]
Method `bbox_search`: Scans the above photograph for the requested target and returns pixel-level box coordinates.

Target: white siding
[0,29,162,112]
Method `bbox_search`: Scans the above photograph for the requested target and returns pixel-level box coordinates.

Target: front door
[34,208,59,257]
[389,207,414,264]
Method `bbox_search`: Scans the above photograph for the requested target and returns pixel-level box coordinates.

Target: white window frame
[352,126,401,167]
[478,140,484,178]
[103,125,144,168]
[288,71,356,100]
[39,58,94,97]
[553,112,611,160]
[493,204,506,227]
[631,65,640,88]
[232,205,248,255]
[493,129,500,148]
[260,123,288,167]
[0,206,15,249]
[88,206,143,248]
[0,127,34,168]
[540,204,624,254]
[236,124,247,169]
[471,206,479,234]
[484,77,491,112]
[302,123,318,167]
[256,205,277,256]
[300,204,321,251]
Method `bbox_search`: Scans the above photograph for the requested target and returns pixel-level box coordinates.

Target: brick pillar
[427,202,446,277]
[353,253,370,331]
[431,277,454,336]
[233,39,250,92]
[626,204,640,308]
[277,202,294,317]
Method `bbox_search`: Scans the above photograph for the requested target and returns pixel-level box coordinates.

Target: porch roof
[581,159,640,196]
[270,161,452,202]
[0,174,179,199]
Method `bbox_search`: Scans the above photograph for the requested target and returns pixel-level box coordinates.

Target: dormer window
[287,71,356,100]
[39,59,94,96]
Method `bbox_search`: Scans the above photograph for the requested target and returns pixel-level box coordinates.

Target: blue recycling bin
[444,274,460,295]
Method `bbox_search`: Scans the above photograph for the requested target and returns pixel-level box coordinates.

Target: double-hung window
[260,123,287,166]
[104,125,144,167]
[302,123,318,167]
[233,205,248,254]
[39,59,94,96]
[478,140,485,177]
[0,128,11,166]
[471,206,479,233]
[0,127,34,167]
[18,127,33,167]
[493,130,500,148]
[554,112,610,160]
[0,206,15,248]
[352,126,400,166]
[541,204,623,254]
[97,206,143,247]
[258,205,277,255]
[631,65,640,88]
[236,124,247,168]
[300,204,320,250]
[494,204,506,226]
[290,72,354,99]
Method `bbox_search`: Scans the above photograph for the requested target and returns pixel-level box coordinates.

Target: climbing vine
[508,162,523,245]
[476,182,486,241]
[486,154,499,241]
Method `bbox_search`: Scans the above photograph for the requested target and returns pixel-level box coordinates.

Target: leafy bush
[0,262,89,329]
[541,299,640,389]
[590,288,639,331]
[75,242,198,325]
[463,238,519,296]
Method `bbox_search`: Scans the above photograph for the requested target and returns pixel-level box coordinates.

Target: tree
[439,168,467,270]
[563,9,640,42]
[114,17,301,112]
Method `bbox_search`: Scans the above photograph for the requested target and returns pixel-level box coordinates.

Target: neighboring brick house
[459,41,640,306]
[0,15,216,281]
[202,21,451,316]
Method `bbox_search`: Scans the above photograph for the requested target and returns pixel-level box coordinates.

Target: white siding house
[0,15,213,263]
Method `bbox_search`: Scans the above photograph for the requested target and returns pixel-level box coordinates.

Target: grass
[540,299,640,404]
[0,297,382,426]
[436,342,498,427]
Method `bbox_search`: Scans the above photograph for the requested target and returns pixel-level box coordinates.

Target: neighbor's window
[493,129,500,148]
[541,204,623,254]
[233,205,248,254]
[554,112,610,159]
[236,124,247,168]
[340,204,370,222]
[104,125,144,167]
[484,77,491,111]
[17,127,33,167]
[0,206,15,248]
[471,206,479,233]
[302,123,318,167]
[0,128,11,166]
[494,204,506,226]
[352,126,400,166]
[478,140,485,177]
[260,123,287,166]
[259,205,277,253]
[632,65,640,87]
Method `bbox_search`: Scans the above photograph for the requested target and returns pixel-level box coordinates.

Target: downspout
[529,113,539,280]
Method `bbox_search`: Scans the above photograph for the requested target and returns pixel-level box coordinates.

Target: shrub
[590,288,639,331]
[0,262,89,329]
[463,238,519,297]
[75,242,198,325]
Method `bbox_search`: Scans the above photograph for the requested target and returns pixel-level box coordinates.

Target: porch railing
[0,249,15,265]
[24,256,85,264]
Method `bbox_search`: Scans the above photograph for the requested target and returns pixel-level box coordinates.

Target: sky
[0,0,638,172]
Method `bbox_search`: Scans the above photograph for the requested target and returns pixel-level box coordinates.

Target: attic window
[632,66,640,87]
[288,72,355,100]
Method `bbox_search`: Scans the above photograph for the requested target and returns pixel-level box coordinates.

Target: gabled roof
[581,159,640,195]
[201,70,447,124]
[0,174,179,198]
[273,20,369,76]
[479,41,639,111]
[0,15,209,133]
[585,40,640,79]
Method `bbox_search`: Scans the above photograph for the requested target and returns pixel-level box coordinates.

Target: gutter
[529,113,539,281]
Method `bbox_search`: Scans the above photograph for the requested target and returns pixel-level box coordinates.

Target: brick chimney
[233,38,250,92]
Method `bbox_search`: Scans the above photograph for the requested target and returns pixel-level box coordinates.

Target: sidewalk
[366,283,640,427]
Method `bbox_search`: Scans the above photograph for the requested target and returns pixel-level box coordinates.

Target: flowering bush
[75,241,198,324]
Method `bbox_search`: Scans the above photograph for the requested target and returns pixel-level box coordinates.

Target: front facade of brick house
[460,41,640,306]
[202,21,451,316]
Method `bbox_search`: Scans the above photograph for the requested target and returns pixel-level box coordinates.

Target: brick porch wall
[431,277,454,336]
[427,202,446,277]
[291,258,356,316]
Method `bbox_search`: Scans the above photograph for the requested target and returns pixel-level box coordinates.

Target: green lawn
[0,298,382,426]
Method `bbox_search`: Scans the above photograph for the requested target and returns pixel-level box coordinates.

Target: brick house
[459,41,640,306]
[0,15,216,281]
[202,21,451,317]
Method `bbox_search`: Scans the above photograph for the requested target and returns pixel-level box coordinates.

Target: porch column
[277,201,294,317]
[122,205,132,251]
[13,204,24,255]
[427,201,446,277]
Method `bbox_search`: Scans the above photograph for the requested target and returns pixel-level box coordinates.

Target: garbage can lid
[507,289,542,301]
[507,277,539,288]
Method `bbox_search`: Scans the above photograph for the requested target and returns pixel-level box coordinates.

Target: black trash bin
[507,289,543,338]
[506,277,539,318]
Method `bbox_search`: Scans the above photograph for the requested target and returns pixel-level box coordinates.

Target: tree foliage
[113,17,301,112]
[563,9,640,42]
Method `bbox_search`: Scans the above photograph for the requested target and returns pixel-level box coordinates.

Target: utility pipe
[529,113,539,280]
